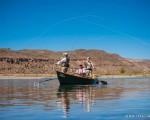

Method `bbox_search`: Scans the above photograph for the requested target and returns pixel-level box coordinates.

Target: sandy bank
[0,73,149,79]
[0,74,55,79]
[100,74,150,78]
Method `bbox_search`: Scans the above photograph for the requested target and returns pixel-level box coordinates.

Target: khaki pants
[85,70,92,77]
[61,67,68,73]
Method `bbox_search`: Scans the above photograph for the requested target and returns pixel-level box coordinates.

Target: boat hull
[56,71,98,85]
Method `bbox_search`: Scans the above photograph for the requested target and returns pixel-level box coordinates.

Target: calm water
[0,78,150,120]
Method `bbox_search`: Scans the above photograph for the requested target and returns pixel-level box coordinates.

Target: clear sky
[0,0,150,59]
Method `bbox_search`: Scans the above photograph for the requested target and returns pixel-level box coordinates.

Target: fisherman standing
[84,57,94,77]
[56,53,70,73]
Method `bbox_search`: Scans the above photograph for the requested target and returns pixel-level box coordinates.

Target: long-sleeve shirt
[84,61,93,70]
[56,56,70,67]
[57,57,67,64]
[76,68,86,74]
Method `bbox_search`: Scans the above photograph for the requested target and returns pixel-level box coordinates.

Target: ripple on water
[0,78,150,120]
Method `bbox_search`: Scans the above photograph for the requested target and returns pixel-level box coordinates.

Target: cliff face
[0,48,150,75]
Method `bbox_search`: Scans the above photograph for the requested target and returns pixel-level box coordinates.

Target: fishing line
[76,18,150,47]
[39,14,103,37]
[25,15,104,49]
[26,14,150,49]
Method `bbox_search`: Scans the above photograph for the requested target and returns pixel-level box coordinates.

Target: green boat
[56,71,100,85]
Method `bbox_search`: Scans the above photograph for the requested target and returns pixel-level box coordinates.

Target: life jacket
[61,57,70,67]
[84,61,92,70]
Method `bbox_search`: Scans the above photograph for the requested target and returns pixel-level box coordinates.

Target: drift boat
[56,71,100,85]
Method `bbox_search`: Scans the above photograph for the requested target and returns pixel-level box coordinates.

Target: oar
[33,78,57,87]
[39,78,57,83]
[98,80,107,85]
[93,74,108,85]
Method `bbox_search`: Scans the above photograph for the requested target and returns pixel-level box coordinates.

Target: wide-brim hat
[63,53,68,55]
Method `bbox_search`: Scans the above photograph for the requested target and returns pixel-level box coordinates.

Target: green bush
[119,67,125,74]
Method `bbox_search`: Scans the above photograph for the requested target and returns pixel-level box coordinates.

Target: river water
[0,78,150,120]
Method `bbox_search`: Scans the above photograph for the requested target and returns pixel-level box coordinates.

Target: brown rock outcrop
[0,48,150,75]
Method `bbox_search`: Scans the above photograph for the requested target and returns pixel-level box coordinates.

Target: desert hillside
[0,48,150,75]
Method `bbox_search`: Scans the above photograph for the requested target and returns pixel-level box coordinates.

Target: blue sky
[0,0,150,59]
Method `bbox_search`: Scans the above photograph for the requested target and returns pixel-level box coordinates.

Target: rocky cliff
[0,48,150,75]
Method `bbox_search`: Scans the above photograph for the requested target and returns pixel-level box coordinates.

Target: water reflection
[0,79,59,108]
[0,78,150,120]
[57,85,93,117]
[0,79,124,109]
[56,84,125,117]
[57,86,71,117]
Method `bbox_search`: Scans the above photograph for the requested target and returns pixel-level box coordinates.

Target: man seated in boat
[84,57,94,77]
[75,64,86,77]
[55,53,70,73]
